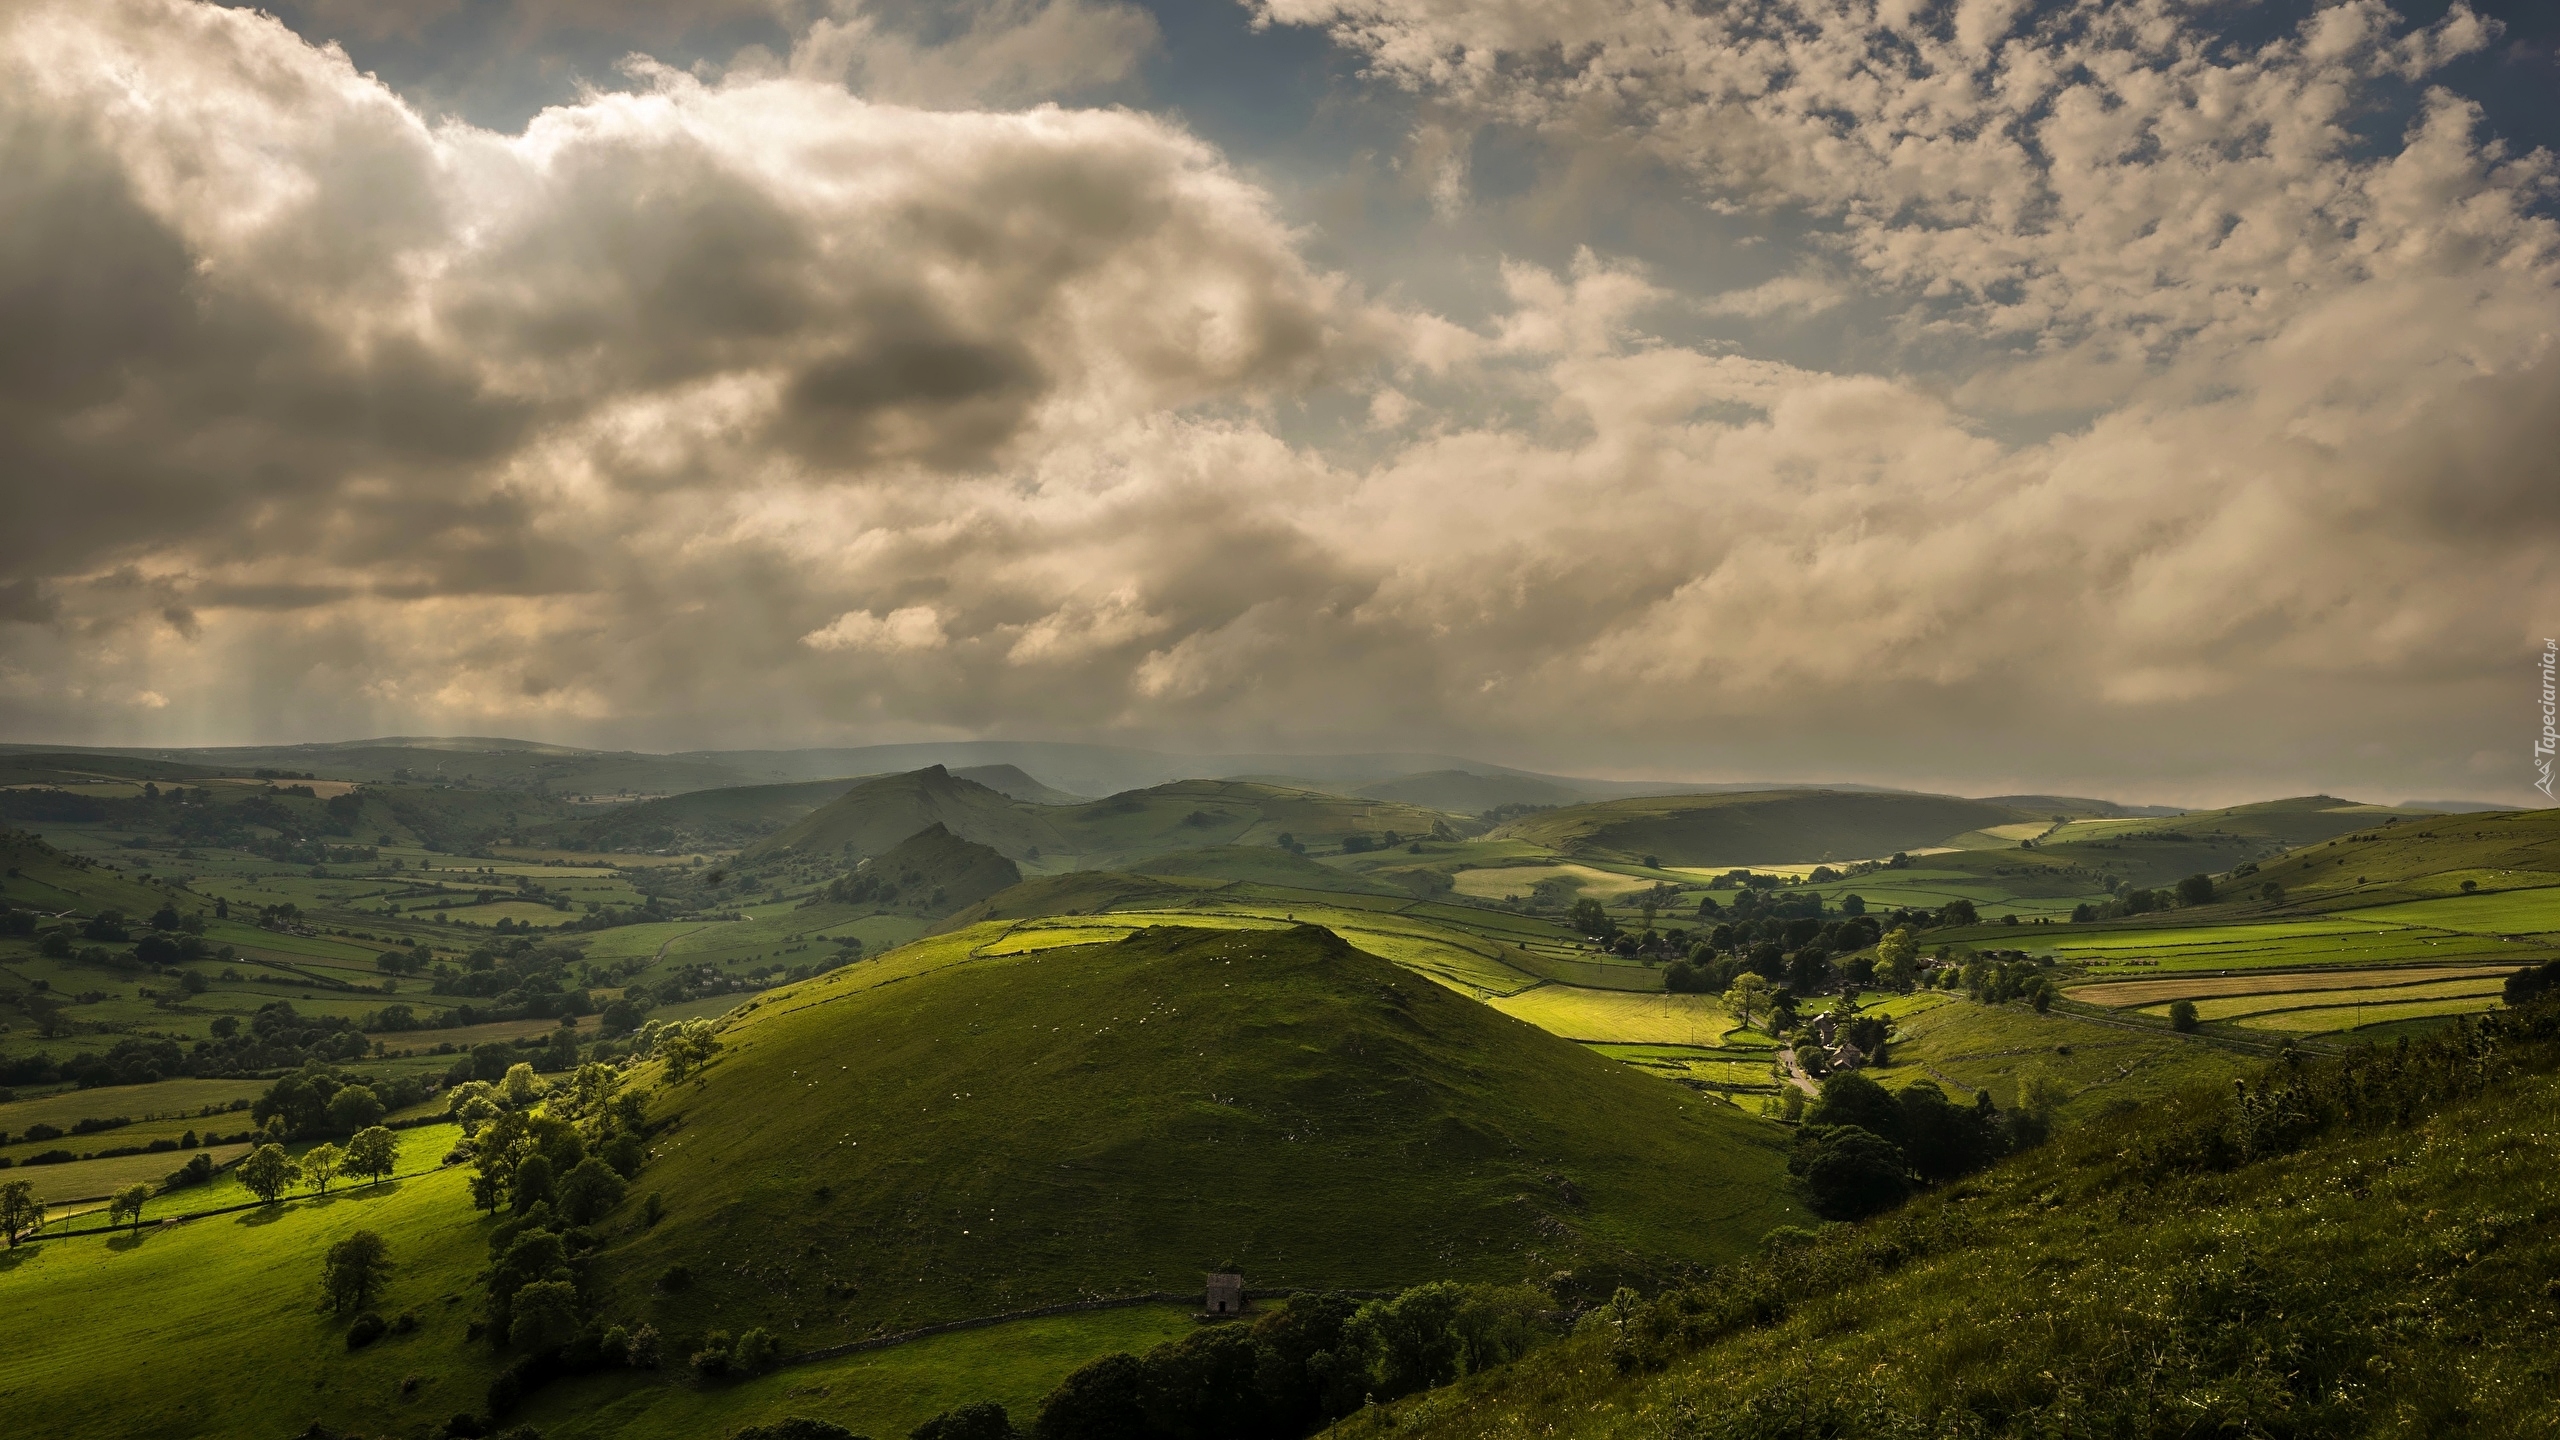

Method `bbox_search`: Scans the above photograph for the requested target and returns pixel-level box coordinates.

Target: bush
[346,1312,388,1350]
[734,1421,864,1440]
[732,1326,781,1375]
[910,1401,1014,1440]
[2169,998,2199,1032]
[690,1330,734,1379]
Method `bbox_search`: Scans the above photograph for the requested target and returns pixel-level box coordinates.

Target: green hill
[745,767,1055,863]
[845,823,1024,917]
[748,771,1461,870]
[2240,806,2560,909]
[1325,998,2560,1440]
[1498,790,2032,865]
[599,924,1803,1345]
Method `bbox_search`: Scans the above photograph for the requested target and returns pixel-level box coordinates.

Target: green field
[2137,975,2508,1024]
[1487,987,1736,1046]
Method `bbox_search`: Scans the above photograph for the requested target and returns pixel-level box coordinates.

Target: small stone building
[1205,1272,1246,1316]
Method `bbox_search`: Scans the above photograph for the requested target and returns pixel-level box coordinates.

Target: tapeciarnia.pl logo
[2540,638,2557,800]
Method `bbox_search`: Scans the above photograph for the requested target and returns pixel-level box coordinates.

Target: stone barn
[1204,1272,1245,1316]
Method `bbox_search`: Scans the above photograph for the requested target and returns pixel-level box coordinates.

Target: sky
[1,0,2555,806]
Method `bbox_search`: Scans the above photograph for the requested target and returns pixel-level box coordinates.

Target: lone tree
[303,1142,345,1196]
[2169,998,2200,1033]
[321,1229,393,1315]
[344,1125,398,1186]
[0,1179,40,1246]
[107,1183,153,1234]
[1723,974,1776,1033]
[238,1143,300,1206]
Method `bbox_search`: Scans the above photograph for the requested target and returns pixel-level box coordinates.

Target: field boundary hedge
[786,1287,1401,1368]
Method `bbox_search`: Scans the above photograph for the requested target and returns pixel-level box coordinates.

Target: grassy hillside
[598,924,1804,1347]
[1327,1000,2560,1440]
[749,771,1461,871]
[1498,790,2031,866]
[2241,805,2560,910]
[745,767,1053,863]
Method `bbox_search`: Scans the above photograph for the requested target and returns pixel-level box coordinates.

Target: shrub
[690,1330,735,1379]
[910,1401,1014,1440]
[732,1326,781,1375]
[2169,998,2199,1032]
[346,1312,388,1350]
[734,1421,865,1440]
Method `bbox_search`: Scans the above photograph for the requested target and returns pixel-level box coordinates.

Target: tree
[2258,881,2286,904]
[510,1153,556,1214]
[509,1278,582,1352]
[0,1179,39,1247]
[2169,998,2200,1032]
[108,1183,152,1234]
[303,1142,345,1196]
[557,1156,628,1226]
[1937,898,1978,927]
[501,1062,542,1108]
[344,1126,399,1186]
[659,1020,721,1081]
[1874,926,1919,992]
[1036,1352,1147,1440]
[1722,974,1775,1033]
[320,1229,393,1314]
[1805,1070,1902,1140]
[238,1143,300,1205]
[2176,873,2216,907]
[1566,898,1616,940]
[1791,1126,1909,1220]
[326,1084,385,1134]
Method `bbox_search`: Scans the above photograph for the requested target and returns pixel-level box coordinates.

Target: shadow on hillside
[237,1204,293,1227]
[0,1243,39,1271]
[105,1229,158,1253]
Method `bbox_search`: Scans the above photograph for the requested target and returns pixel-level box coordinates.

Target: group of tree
[920,1281,1550,1440]
[251,1061,429,1139]
[237,1125,400,1204]
[1787,1070,2054,1219]
[2070,872,2221,923]
[461,1061,662,1425]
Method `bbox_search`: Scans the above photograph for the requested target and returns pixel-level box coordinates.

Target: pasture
[2134,974,2506,1024]
[1488,986,1737,1046]
[526,1304,1209,1440]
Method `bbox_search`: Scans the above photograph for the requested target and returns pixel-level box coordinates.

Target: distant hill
[601,924,1804,1346]
[1497,789,2035,865]
[1125,844,1405,895]
[952,763,1087,805]
[546,778,867,852]
[1355,769,1589,813]
[744,766,1050,862]
[745,770,1460,870]
[1983,794,2187,819]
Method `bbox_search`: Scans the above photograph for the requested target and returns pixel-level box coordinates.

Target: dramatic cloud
[1,0,2554,802]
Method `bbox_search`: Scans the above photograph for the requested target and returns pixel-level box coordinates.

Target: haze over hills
[0,736,1907,814]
